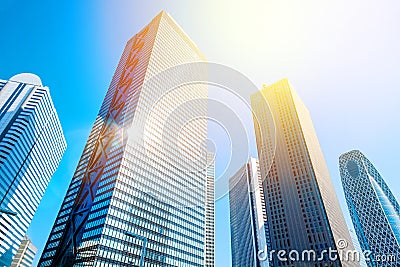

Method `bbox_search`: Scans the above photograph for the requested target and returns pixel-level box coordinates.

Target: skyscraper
[205,152,215,267]
[348,229,367,267]
[229,158,269,267]
[11,236,37,267]
[0,73,66,266]
[39,11,210,266]
[251,79,357,266]
[339,150,400,266]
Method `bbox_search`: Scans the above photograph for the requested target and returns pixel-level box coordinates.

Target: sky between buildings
[1,0,400,266]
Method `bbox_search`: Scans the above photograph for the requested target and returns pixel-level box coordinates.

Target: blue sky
[1,0,400,266]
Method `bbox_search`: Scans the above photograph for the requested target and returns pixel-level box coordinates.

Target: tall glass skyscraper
[339,150,400,266]
[39,11,210,267]
[251,79,357,266]
[229,158,269,267]
[205,152,215,267]
[0,73,66,266]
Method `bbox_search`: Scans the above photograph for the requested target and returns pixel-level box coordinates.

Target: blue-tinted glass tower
[229,158,269,267]
[0,73,66,266]
[39,11,210,267]
[340,150,400,266]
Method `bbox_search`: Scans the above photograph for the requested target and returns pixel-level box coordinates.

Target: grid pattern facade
[205,152,215,267]
[249,159,270,267]
[39,11,209,267]
[11,236,37,267]
[229,158,269,267]
[339,150,400,266]
[251,79,356,267]
[0,74,66,266]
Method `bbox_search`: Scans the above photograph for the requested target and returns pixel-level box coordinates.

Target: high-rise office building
[251,79,356,266]
[11,236,37,267]
[205,152,215,267]
[39,11,210,266]
[339,150,400,266]
[348,229,367,267]
[0,73,66,266]
[229,158,269,267]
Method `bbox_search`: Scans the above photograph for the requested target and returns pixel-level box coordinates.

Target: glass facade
[205,152,215,267]
[0,73,66,266]
[229,158,269,267]
[39,11,210,267]
[339,150,400,266]
[251,79,356,266]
